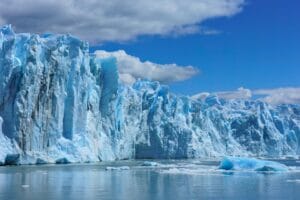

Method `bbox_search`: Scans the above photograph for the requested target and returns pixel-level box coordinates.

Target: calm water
[0,160,300,200]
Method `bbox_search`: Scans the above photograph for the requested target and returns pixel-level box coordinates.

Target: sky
[0,0,299,104]
[93,0,300,95]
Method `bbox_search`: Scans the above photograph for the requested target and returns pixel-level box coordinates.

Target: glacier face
[131,82,300,159]
[0,24,131,164]
[0,25,300,165]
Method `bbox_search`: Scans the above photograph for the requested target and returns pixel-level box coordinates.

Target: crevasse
[0,25,299,165]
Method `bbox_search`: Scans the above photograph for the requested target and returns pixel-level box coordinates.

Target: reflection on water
[0,160,300,200]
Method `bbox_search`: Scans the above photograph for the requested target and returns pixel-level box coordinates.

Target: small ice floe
[287,179,300,183]
[36,170,48,175]
[21,185,30,188]
[219,156,288,172]
[141,161,159,167]
[105,166,130,171]
[160,168,184,175]
[159,167,218,176]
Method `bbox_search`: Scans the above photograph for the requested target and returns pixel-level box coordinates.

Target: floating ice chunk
[161,168,181,174]
[219,157,288,172]
[287,179,300,183]
[105,166,130,170]
[159,167,218,176]
[141,161,159,167]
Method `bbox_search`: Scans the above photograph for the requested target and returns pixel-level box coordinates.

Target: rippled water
[0,160,300,200]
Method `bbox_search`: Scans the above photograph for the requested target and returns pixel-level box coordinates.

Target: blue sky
[92,0,300,95]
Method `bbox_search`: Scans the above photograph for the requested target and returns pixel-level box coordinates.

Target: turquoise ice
[219,156,289,172]
[0,25,300,164]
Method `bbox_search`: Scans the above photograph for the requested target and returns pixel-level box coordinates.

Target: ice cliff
[0,25,300,165]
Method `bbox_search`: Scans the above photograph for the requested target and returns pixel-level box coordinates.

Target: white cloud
[95,50,199,84]
[215,87,252,100]
[192,87,252,100]
[192,87,300,105]
[254,87,300,105]
[0,0,244,43]
[191,92,210,100]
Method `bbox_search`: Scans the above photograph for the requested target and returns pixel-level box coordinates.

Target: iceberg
[0,25,300,165]
[219,157,289,172]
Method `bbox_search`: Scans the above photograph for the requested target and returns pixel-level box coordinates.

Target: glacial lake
[0,159,300,200]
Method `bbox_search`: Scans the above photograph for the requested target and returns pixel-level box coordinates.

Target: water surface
[0,160,300,200]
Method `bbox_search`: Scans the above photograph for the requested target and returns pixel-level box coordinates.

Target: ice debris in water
[286,179,300,183]
[0,25,300,165]
[141,161,159,166]
[105,166,130,170]
[219,157,289,172]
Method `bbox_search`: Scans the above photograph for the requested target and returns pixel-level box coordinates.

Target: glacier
[0,25,300,165]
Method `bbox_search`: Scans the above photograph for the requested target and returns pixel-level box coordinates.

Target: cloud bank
[254,88,300,105]
[95,50,199,84]
[214,87,252,100]
[193,87,300,105]
[0,0,244,43]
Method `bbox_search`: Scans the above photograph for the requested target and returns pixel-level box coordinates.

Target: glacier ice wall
[131,81,300,158]
[0,25,300,164]
[0,25,133,164]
